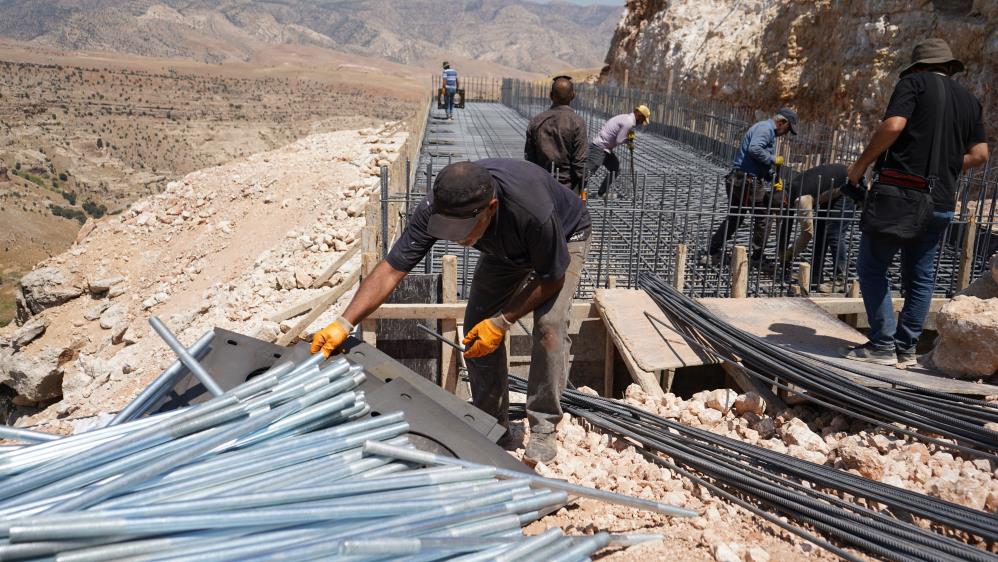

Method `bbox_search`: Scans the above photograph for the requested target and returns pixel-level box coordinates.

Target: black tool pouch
[859,172,933,239]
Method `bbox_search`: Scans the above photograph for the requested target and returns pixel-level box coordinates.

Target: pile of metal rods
[0,340,694,561]
[638,273,998,458]
[508,378,998,562]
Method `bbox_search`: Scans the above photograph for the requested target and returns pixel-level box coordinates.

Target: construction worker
[702,108,798,266]
[524,76,588,195]
[773,163,855,293]
[311,159,591,464]
[442,62,460,120]
[585,105,651,197]
[844,38,988,368]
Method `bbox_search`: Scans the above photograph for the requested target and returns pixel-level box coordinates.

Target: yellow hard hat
[636,104,651,122]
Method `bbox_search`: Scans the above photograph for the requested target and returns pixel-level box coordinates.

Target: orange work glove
[463,314,511,359]
[310,316,354,357]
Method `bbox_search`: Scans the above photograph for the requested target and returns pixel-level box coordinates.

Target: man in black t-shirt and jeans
[845,38,989,368]
[310,159,592,464]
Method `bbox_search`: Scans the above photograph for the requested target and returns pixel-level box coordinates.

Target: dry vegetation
[0,53,420,325]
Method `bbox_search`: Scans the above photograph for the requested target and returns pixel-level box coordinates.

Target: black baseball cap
[777,107,799,135]
[427,162,496,240]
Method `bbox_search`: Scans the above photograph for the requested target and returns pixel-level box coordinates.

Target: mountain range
[0,0,620,74]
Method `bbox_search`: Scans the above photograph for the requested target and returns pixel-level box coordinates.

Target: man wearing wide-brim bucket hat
[843,38,989,369]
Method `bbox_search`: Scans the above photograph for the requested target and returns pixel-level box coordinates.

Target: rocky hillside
[0,123,405,427]
[0,1,620,75]
[600,0,996,138]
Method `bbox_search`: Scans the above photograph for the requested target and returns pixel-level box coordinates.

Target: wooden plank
[275,269,360,346]
[440,255,459,394]
[593,291,665,398]
[593,289,708,372]
[361,252,378,346]
[313,244,360,288]
[798,262,811,297]
[603,276,618,397]
[731,245,747,298]
[810,297,950,316]
[844,281,861,326]
[673,244,687,292]
[957,214,977,291]
[368,302,597,320]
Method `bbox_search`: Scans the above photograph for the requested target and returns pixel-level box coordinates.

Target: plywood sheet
[594,289,713,372]
[698,298,998,396]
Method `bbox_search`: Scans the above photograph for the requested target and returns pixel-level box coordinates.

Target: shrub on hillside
[49,204,86,224]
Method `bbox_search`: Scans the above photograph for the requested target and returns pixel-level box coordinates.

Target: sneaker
[896,350,918,369]
[817,277,847,294]
[844,343,897,366]
[523,430,557,465]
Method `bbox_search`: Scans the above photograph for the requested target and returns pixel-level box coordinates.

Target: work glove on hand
[840,178,867,205]
[626,130,636,151]
[463,314,511,359]
[773,178,784,192]
[310,316,353,357]
[774,155,785,167]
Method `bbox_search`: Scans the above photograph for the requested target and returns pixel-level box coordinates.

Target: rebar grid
[386,79,997,299]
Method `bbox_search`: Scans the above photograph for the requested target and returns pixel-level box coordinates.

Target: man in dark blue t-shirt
[845,38,988,368]
[311,159,591,464]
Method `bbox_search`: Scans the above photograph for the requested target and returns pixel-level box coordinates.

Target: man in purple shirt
[584,105,651,196]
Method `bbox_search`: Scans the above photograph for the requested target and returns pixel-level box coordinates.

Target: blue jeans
[857,210,953,353]
[444,87,456,117]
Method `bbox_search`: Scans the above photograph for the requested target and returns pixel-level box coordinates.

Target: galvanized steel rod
[147,317,224,397]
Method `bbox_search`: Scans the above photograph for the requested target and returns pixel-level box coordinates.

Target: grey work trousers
[464,238,590,434]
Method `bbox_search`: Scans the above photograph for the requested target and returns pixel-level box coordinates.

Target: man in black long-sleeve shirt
[524,76,588,195]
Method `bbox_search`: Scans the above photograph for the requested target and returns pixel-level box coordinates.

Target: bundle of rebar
[638,272,998,457]
[508,376,998,562]
[0,330,695,561]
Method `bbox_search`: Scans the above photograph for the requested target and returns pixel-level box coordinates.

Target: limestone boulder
[780,418,828,454]
[705,388,738,413]
[734,391,767,416]
[930,296,998,378]
[11,316,49,349]
[837,444,886,479]
[0,346,65,402]
[15,267,83,323]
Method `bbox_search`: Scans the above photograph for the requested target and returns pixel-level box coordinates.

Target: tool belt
[860,168,934,240]
[725,170,769,205]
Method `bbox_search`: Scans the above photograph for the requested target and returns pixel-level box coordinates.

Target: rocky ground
[0,123,406,428]
[506,384,997,561]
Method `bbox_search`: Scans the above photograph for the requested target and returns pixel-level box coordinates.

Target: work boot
[896,350,918,369]
[844,343,897,366]
[817,277,847,294]
[523,429,557,465]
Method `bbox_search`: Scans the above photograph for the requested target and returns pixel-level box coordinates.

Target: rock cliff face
[601,0,996,137]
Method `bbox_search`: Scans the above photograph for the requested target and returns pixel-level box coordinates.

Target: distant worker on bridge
[844,38,988,368]
[311,159,592,465]
[524,76,588,195]
[702,108,799,267]
[442,61,460,120]
[585,105,651,197]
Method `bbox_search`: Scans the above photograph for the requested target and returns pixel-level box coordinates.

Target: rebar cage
[382,77,997,300]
